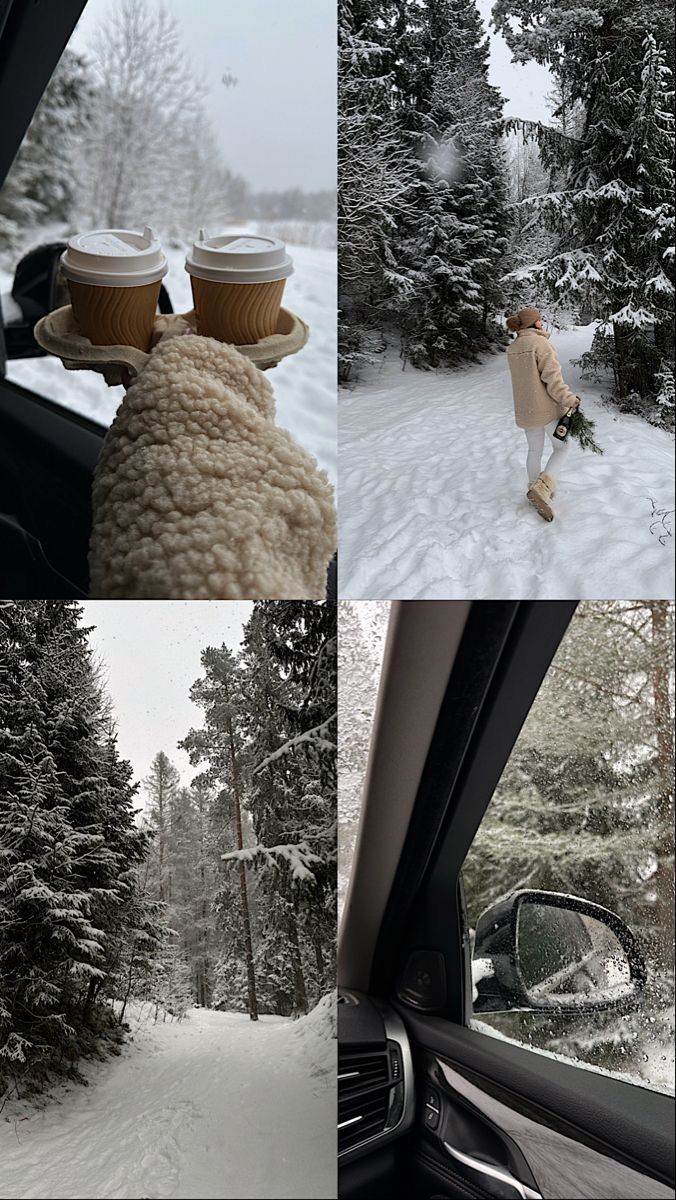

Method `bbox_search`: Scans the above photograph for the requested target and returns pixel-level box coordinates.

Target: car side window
[337,601,391,917]
[461,600,675,1096]
[0,0,335,432]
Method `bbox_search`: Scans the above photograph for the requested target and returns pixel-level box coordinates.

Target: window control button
[424,1103,440,1130]
[424,1088,439,1109]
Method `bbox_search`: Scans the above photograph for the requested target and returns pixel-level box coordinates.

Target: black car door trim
[405,1016,675,1190]
[0,0,88,191]
[371,600,577,1017]
[0,375,104,468]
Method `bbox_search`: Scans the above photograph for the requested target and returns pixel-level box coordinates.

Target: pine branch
[569,408,604,454]
[252,715,337,774]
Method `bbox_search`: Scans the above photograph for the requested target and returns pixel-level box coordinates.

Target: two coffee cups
[60,226,294,353]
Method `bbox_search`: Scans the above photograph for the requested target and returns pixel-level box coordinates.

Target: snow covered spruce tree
[0,49,93,253]
[229,602,337,1016]
[338,0,414,380]
[0,602,160,1093]
[176,604,336,1019]
[181,648,260,1020]
[339,0,511,374]
[400,0,512,366]
[494,0,676,427]
[463,600,674,1083]
[141,756,217,1015]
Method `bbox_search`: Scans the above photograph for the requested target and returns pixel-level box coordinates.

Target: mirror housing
[2,242,68,358]
[472,889,646,1015]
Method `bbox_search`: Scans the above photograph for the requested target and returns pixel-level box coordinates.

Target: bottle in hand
[553,407,574,442]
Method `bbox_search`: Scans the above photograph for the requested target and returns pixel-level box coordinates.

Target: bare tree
[76,0,226,233]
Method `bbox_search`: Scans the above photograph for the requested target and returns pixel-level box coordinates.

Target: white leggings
[525,419,569,485]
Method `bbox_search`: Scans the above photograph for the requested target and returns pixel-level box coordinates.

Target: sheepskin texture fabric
[89,328,336,598]
[527,472,556,522]
[507,328,579,428]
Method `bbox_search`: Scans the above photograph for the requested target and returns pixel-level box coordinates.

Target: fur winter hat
[506,306,541,332]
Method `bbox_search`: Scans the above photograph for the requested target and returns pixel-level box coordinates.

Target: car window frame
[370,601,578,1017]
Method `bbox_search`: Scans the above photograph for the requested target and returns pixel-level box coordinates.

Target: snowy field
[0,237,336,485]
[0,1001,336,1200]
[339,327,675,598]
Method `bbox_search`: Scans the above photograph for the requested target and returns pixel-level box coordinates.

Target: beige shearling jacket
[89,328,336,599]
[506,328,578,428]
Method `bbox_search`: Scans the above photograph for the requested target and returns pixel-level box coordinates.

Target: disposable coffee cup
[185,231,294,344]
[61,227,168,352]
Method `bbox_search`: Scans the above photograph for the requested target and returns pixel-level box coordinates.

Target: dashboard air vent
[338,1041,404,1155]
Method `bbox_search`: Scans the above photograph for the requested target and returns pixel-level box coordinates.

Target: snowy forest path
[339,327,675,598]
[0,1008,334,1200]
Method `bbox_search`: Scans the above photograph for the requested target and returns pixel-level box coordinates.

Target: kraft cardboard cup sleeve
[185,232,294,344]
[60,227,168,352]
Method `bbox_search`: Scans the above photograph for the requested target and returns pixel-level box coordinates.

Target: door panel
[403,1015,675,1200]
[0,377,101,595]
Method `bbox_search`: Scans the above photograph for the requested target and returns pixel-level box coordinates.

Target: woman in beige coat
[506,306,580,521]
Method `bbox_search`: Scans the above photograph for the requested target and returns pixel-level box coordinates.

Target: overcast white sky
[477,0,552,122]
[80,601,252,806]
[69,0,336,192]
[67,1,547,192]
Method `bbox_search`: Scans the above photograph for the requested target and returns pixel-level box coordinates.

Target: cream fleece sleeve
[89,332,336,599]
[536,339,578,413]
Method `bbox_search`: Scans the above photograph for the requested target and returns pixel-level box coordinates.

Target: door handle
[443,1141,542,1200]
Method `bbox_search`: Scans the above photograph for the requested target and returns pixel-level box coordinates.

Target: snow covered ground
[0,236,336,485]
[339,327,675,598]
[0,1001,336,1200]
[471,1017,674,1097]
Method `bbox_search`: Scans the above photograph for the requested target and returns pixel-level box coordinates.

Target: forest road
[0,1007,335,1200]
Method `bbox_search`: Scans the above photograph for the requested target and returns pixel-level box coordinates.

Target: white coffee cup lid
[61,227,168,287]
[185,231,294,284]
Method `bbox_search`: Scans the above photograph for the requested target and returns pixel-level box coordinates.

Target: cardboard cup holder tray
[34,305,309,387]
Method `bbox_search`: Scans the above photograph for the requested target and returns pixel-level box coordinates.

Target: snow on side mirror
[472,889,647,1015]
[2,242,68,359]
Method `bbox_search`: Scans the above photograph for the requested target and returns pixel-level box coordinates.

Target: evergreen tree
[144,752,181,904]
[463,600,674,1082]
[338,0,414,379]
[0,50,93,252]
[339,0,512,375]
[494,0,676,425]
[402,1,511,365]
[181,650,259,1021]
[0,603,159,1088]
[233,602,337,1015]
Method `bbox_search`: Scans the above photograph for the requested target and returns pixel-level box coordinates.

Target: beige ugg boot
[527,472,555,522]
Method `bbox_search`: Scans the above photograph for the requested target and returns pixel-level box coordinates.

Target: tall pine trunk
[287,907,308,1016]
[197,790,211,1008]
[158,772,165,903]
[225,704,259,1022]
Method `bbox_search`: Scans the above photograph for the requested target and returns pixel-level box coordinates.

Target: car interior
[338,600,675,1200]
[0,0,336,600]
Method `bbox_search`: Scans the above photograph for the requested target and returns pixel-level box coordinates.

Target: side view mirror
[1,242,174,360]
[1,242,67,358]
[472,889,646,1015]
